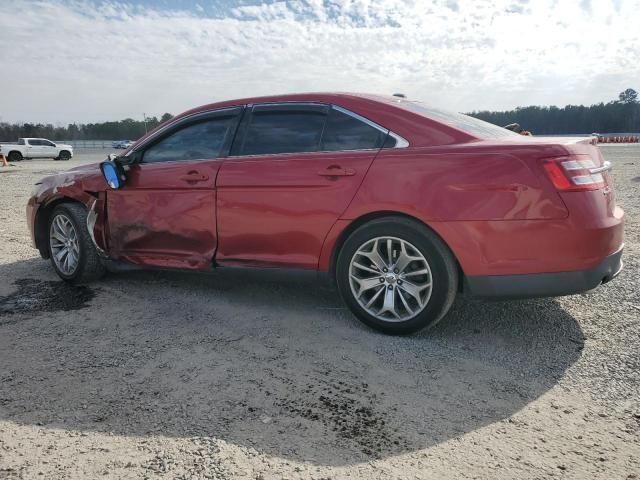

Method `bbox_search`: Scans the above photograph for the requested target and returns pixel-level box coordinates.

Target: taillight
[542,158,610,191]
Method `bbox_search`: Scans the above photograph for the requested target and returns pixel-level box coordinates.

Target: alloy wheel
[348,236,433,322]
[50,214,80,276]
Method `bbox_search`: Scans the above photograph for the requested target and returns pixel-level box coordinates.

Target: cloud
[0,0,638,123]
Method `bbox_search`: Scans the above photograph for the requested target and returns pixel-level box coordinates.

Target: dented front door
[104,108,242,269]
[105,160,220,270]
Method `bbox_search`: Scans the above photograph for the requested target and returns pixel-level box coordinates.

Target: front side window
[240,109,326,156]
[143,116,236,164]
[322,107,387,151]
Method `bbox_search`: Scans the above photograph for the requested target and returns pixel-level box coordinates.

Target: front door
[41,139,58,157]
[105,108,242,269]
[216,103,389,269]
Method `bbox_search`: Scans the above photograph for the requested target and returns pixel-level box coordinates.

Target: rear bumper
[465,246,623,299]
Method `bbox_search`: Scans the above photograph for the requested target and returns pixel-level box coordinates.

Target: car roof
[182,92,406,117]
[136,92,478,149]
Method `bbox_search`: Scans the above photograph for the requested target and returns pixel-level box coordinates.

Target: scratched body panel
[105,160,220,270]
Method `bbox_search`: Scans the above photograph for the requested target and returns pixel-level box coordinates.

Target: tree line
[468,89,639,135]
[0,113,173,142]
[1,89,638,141]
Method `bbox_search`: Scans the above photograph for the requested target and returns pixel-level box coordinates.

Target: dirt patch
[0,278,95,318]
[274,371,408,457]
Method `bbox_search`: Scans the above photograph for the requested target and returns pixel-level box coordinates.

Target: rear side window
[18,139,25,145]
[241,109,326,156]
[143,116,236,163]
[322,107,386,151]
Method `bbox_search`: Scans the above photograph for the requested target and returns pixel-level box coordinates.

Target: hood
[37,164,106,198]
[56,143,73,149]
[68,162,101,172]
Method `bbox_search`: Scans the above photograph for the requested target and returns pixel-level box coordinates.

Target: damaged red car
[27,93,624,334]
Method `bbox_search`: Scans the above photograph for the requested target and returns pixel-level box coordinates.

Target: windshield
[398,102,521,139]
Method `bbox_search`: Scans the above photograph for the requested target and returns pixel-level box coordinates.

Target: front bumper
[26,196,39,249]
[465,246,624,299]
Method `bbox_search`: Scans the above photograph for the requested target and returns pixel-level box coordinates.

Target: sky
[1,0,639,124]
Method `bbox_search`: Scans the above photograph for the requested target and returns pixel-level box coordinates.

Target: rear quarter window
[321,107,386,151]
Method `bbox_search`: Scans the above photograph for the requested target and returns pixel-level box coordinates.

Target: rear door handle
[317,165,356,177]
[179,171,209,183]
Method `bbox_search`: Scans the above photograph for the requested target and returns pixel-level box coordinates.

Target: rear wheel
[48,203,106,283]
[7,151,22,162]
[57,150,71,161]
[336,217,458,334]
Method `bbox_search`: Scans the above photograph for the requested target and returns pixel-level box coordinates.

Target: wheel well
[7,150,22,157]
[328,211,465,291]
[34,198,84,258]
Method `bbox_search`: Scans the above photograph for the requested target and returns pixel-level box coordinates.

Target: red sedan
[27,93,624,334]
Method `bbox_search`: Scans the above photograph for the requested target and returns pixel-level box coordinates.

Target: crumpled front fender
[31,168,109,258]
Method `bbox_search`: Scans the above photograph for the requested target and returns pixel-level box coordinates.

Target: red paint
[106,160,221,269]
[216,150,377,269]
[28,93,624,283]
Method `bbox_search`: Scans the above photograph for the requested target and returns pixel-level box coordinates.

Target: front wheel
[48,203,106,283]
[336,217,458,335]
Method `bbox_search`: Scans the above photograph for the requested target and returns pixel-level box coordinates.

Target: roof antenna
[392,93,406,98]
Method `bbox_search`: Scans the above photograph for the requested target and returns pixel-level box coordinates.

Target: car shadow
[0,258,585,466]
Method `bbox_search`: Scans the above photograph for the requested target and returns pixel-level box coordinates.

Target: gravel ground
[0,146,638,479]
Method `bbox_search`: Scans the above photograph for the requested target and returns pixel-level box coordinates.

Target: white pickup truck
[0,138,73,161]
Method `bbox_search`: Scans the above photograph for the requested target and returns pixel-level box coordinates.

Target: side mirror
[100,159,126,189]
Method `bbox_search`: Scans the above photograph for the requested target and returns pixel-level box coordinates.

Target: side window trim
[387,132,409,148]
[229,103,409,157]
[331,105,409,149]
[331,105,388,135]
[127,106,244,162]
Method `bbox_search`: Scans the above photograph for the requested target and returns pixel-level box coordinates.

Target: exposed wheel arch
[328,211,464,291]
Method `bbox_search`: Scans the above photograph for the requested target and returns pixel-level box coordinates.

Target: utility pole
[143,113,148,133]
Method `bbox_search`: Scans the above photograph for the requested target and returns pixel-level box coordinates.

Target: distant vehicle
[27,93,624,334]
[113,140,134,149]
[0,138,73,161]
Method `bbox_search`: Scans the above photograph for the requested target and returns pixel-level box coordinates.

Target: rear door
[215,103,388,269]
[105,107,242,269]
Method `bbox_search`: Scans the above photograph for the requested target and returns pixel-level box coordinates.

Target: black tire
[57,150,71,161]
[7,151,22,162]
[335,216,458,335]
[48,203,106,283]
